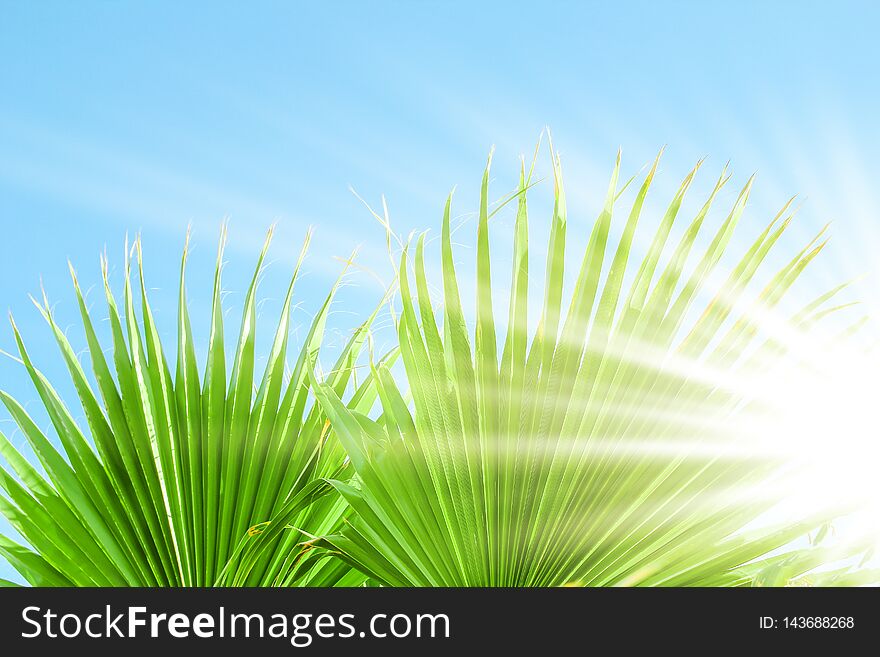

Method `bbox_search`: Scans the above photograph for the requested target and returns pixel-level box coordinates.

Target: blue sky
[2,1,880,583]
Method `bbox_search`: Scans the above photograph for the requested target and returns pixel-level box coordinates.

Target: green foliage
[1,145,876,588]
[0,227,381,586]
[312,149,875,586]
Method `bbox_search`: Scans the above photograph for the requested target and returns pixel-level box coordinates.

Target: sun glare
[752,339,880,555]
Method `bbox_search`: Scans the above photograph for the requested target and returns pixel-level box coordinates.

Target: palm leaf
[312,147,876,587]
[0,227,381,586]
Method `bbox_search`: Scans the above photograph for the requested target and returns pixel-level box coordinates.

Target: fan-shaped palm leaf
[313,148,874,587]
[0,227,384,586]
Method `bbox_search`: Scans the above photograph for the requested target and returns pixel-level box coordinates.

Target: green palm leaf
[0,227,382,586]
[312,147,875,587]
